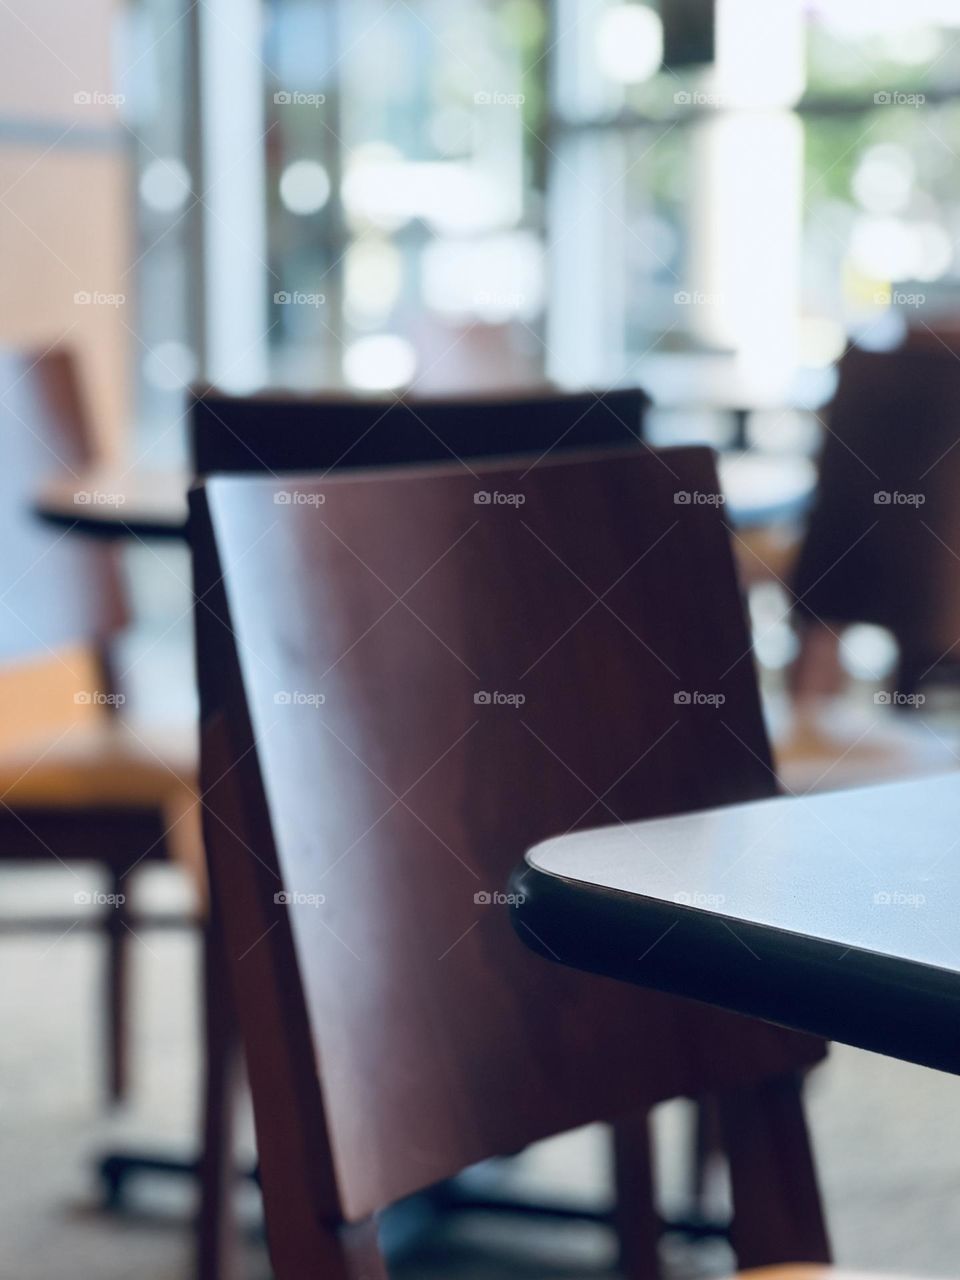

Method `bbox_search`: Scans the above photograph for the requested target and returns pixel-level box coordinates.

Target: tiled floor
[4,864,960,1279]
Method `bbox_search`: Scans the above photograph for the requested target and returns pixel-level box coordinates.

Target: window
[127,0,960,454]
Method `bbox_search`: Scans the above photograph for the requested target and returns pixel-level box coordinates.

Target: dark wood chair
[191,445,830,1278]
[189,383,649,477]
[791,342,960,696]
[0,346,199,1101]
[777,343,960,793]
[190,381,656,1277]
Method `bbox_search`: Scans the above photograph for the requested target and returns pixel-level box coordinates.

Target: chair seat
[0,715,202,877]
[771,696,959,794]
[0,714,196,808]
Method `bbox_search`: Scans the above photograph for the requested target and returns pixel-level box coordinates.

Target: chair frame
[192,446,830,1278]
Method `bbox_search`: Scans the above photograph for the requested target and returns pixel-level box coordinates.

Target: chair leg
[690,1095,724,1215]
[264,1214,388,1280]
[105,867,129,1103]
[716,1071,830,1269]
[196,914,242,1280]
[611,1110,662,1280]
[340,1219,390,1280]
[895,647,929,701]
[788,623,845,700]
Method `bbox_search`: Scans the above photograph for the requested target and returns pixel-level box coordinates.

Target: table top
[33,452,815,541]
[639,353,837,413]
[718,452,814,528]
[513,773,960,1076]
[34,467,188,540]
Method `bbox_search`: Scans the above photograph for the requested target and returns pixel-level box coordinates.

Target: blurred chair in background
[0,346,200,1101]
[776,342,960,793]
[192,446,830,1280]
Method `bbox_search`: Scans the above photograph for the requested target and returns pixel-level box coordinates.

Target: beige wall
[0,0,130,454]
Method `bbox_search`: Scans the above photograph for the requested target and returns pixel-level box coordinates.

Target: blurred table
[719,453,814,529]
[513,773,960,1076]
[35,453,815,539]
[34,467,188,541]
[641,354,837,449]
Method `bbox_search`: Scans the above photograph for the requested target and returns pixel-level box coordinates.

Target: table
[34,467,188,540]
[640,353,837,450]
[511,773,960,1077]
[719,453,814,529]
[34,453,816,539]
[24,468,207,1211]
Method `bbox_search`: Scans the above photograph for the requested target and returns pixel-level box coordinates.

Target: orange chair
[0,346,199,1101]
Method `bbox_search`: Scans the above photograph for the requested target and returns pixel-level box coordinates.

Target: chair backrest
[791,343,960,677]
[189,384,648,476]
[0,347,126,666]
[193,445,825,1254]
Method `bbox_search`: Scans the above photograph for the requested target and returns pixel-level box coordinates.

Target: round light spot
[851,145,914,216]
[139,158,192,213]
[344,239,403,325]
[840,624,898,682]
[798,317,847,368]
[279,160,331,215]
[343,335,416,391]
[595,5,663,84]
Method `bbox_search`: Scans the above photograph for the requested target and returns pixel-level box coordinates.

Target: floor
[4,863,960,1279]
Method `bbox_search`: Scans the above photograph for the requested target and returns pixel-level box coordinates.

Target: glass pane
[123,0,197,454]
[802,101,960,351]
[806,4,960,101]
[265,0,550,392]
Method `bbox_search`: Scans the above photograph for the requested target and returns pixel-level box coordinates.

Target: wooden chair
[192,445,831,1278]
[189,383,649,476]
[792,343,960,693]
[0,345,199,1102]
[779,343,960,793]
[190,381,651,1274]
